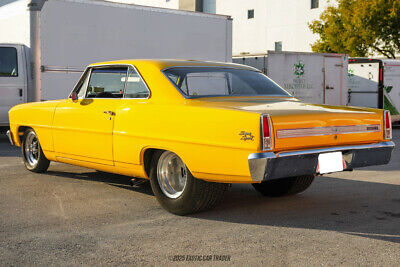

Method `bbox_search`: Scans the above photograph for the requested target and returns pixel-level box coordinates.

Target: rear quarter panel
[113,101,261,183]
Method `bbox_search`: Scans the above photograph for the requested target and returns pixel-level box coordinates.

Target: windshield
[163,67,291,98]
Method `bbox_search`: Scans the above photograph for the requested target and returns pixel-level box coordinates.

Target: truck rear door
[347,61,381,108]
[324,55,346,106]
[0,44,27,126]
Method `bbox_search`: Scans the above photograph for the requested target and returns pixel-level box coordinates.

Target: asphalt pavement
[0,131,399,266]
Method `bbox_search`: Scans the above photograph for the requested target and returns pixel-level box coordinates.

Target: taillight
[383,110,392,139]
[261,114,273,150]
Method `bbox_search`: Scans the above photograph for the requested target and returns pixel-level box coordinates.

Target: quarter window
[0,47,18,77]
[124,67,150,98]
[76,69,91,99]
[86,67,127,98]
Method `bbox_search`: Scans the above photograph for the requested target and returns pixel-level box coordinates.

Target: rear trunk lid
[191,96,384,151]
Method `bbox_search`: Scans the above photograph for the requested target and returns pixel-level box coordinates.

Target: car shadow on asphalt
[44,170,154,196]
[44,169,400,244]
[191,177,400,244]
[0,137,20,157]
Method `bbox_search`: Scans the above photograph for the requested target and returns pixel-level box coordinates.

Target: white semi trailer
[0,0,232,127]
[233,51,348,106]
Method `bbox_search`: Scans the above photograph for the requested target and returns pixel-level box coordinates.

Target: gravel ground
[0,131,399,266]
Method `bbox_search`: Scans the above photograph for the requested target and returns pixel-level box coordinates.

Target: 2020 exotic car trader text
[6,59,395,215]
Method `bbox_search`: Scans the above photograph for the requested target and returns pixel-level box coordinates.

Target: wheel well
[143,148,164,178]
[17,126,31,143]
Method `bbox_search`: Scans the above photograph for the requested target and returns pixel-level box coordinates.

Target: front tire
[21,129,50,173]
[149,150,228,215]
[252,175,315,197]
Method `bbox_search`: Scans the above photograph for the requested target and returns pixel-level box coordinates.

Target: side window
[0,47,18,77]
[124,67,150,98]
[86,67,127,98]
[74,69,91,99]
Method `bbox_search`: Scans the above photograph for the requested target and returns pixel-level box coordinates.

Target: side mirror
[71,92,78,101]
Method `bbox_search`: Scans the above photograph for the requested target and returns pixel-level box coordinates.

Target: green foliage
[309,0,400,58]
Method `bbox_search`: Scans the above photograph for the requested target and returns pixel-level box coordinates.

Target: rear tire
[149,150,228,215]
[21,129,50,173]
[252,175,315,197]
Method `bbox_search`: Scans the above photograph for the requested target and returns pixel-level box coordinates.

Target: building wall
[215,0,333,56]
[264,0,331,54]
[215,0,267,56]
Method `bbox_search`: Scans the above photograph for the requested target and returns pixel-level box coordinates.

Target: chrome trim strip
[6,130,14,146]
[249,141,395,160]
[161,65,260,73]
[276,124,381,139]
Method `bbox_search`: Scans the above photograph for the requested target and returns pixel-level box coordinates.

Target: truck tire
[252,175,315,197]
[149,150,228,215]
[21,129,50,173]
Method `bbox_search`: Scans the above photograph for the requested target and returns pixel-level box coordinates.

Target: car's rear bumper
[6,130,14,146]
[248,141,395,182]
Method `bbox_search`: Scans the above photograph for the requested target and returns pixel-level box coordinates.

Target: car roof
[89,59,259,72]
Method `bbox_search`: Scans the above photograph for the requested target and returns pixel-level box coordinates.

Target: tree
[309,0,400,58]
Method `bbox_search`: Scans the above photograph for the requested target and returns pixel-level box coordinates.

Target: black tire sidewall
[21,129,49,172]
[149,151,200,215]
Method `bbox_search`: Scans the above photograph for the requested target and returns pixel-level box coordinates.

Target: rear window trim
[161,66,293,99]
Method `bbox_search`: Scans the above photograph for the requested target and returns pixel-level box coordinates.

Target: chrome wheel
[157,151,188,199]
[24,131,39,168]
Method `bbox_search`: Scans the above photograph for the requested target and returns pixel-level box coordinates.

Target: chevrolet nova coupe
[6,59,395,215]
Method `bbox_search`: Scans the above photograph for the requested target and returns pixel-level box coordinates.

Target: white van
[0,44,29,128]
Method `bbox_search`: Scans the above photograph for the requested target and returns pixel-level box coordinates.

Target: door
[0,45,27,126]
[324,56,344,106]
[53,66,128,165]
[347,62,380,108]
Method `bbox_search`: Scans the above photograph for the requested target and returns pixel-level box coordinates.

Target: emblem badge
[294,60,305,78]
[239,131,254,141]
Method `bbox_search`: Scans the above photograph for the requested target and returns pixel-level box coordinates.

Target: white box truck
[348,58,400,117]
[233,51,348,106]
[0,0,232,128]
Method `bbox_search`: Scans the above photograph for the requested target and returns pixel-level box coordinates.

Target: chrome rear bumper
[6,130,14,146]
[248,141,395,182]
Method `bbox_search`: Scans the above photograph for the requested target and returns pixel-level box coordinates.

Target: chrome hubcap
[24,132,39,167]
[157,152,188,199]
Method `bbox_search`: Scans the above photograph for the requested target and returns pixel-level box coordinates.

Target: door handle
[103,110,115,116]
[18,88,23,97]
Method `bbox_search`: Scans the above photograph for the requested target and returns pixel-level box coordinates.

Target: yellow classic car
[6,59,395,215]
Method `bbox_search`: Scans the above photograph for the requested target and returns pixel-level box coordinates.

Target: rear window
[0,47,18,77]
[163,67,291,98]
